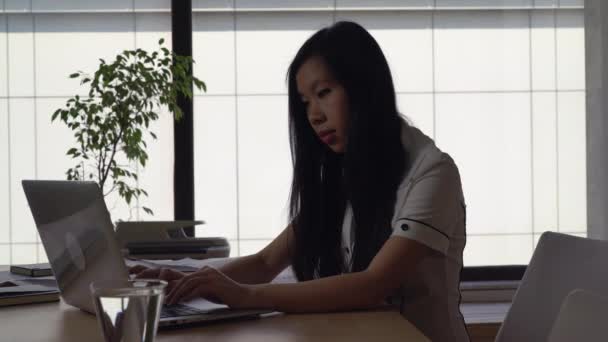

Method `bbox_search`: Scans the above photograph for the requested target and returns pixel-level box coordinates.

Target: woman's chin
[328,143,345,154]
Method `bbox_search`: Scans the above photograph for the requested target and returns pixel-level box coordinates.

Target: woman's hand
[165,266,258,309]
[131,266,187,293]
[128,265,150,276]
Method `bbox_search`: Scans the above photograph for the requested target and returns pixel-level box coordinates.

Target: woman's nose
[308,103,326,125]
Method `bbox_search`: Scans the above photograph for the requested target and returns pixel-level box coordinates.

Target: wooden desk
[0,300,429,342]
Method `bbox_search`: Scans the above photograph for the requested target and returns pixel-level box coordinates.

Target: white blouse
[341,120,469,342]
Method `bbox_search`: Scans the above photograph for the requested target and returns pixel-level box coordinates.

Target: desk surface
[0,300,429,342]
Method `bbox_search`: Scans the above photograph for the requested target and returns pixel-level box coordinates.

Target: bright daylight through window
[0,1,585,268]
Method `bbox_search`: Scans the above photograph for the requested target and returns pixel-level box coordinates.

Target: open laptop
[21,180,273,327]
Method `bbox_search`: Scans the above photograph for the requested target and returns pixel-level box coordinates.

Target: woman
[134,21,468,341]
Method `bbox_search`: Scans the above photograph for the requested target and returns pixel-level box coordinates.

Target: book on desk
[10,263,53,277]
[0,270,60,307]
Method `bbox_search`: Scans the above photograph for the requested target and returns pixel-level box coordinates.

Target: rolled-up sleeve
[391,157,463,256]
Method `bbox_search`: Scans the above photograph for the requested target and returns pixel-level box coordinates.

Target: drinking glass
[90,279,167,342]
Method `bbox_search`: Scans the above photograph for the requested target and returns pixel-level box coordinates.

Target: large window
[192,1,587,264]
[1,1,587,268]
[0,2,174,264]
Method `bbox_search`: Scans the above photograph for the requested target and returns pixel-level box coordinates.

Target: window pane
[3,2,586,266]
[9,99,37,243]
[236,95,291,240]
[436,93,533,235]
[238,239,272,257]
[12,244,38,265]
[35,13,134,97]
[192,12,235,96]
[0,246,9,265]
[336,11,433,93]
[2,7,173,263]
[556,11,585,90]
[465,235,534,266]
[0,15,7,97]
[235,12,332,94]
[434,10,530,92]
[7,15,35,97]
[193,5,586,263]
[0,101,9,244]
[194,96,238,240]
[532,92,558,234]
[557,91,586,233]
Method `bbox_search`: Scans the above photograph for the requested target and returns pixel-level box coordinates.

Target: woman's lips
[319,130,337,145]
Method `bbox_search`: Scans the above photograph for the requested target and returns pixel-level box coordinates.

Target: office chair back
[547,289,608,342]
[495,232,608,342]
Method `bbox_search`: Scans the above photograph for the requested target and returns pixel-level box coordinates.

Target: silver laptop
[22,180,272,327]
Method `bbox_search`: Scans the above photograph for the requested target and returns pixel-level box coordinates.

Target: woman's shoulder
[399,120,459,186]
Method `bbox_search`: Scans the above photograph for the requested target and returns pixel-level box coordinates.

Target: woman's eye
[317,88,330,98]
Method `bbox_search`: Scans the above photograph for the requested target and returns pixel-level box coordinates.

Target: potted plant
[52,38,205,218]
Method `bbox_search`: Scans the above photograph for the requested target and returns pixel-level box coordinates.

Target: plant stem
[97,148,103,186]
[101,125,123,190]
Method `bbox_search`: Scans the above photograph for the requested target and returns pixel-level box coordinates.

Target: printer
[115,221,230,260]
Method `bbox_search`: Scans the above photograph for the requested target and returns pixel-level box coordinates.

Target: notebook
[0,277,60,307]
[10,263,53,277]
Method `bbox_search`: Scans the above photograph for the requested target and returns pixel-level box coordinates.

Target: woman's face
[296,56,350,154]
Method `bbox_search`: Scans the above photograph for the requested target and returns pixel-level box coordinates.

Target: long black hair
[287,21,408,281]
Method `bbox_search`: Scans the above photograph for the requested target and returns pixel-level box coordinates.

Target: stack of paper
[0,274,60,307]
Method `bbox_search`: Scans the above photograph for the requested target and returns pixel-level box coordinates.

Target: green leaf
[54,44,204,219]
[51,109,61,121]
[158,38,165,45]
[193,79,207,92]
[69,73,79,78]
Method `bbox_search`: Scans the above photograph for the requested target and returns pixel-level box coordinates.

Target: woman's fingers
[166,279,182,294]
[178,289,204,303]
[134,267,161,279]
[158,268,185,281]
[165,266,212,296]
[162,267,241,307]
[128,265,148,275]
[166,276,209,305]
[166,276,201,304]
[134,267,186,281]
[167,268,224,304]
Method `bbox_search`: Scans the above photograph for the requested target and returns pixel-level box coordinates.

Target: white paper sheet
[180,297,230,311]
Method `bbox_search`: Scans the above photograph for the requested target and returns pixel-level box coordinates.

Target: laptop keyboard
[160,304,207,318]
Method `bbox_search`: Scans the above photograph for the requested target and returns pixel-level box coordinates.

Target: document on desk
[125,258,200,272]
[181,297,231,311]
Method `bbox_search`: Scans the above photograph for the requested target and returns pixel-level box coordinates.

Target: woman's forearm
[250,271,389,313]
[217,254,279,285]
[218,225,292,285]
